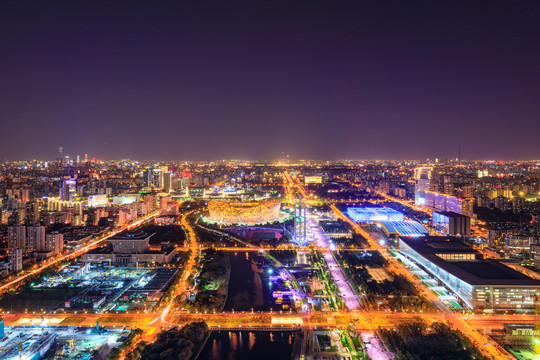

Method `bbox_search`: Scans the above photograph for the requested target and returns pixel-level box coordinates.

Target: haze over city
[2,1,540,161]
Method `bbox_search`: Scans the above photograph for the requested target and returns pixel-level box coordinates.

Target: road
[1,185,532,360]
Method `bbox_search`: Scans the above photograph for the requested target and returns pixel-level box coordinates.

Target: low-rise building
[399,236,540,310]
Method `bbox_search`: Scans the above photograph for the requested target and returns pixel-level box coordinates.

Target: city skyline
[2,1,540,161]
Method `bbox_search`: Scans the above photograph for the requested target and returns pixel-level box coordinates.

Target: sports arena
[207,199,283,225]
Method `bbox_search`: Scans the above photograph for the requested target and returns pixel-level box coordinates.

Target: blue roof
[377,220,429,236]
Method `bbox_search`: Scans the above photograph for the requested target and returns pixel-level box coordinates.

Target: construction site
[0,321,126,360]
[26,263,178,313]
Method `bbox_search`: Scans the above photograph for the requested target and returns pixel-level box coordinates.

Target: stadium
[207,199,283,225]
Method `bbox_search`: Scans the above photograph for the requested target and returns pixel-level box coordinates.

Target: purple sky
[2,1,540,161]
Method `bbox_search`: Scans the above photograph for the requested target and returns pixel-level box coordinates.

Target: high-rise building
[162,171,171,191]
[27,223,46,252]
[45,231,64,255]
[61,179,77,202]
[7,224,26,249]
[142,168,154,188]
[32,201,40,223]
[9,248,23,272]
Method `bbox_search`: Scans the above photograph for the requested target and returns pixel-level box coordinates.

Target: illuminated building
[142,166,169,189]
[399,236,540,310]
[82,230,176,264]
[107,230,152,253]
[377,220,429,238]
[432,211,471,236]
[45,231,64,255]
[207,199,281,225]
[293,202,307,245]
[61,179,77,201]
[9,248,23,272]
[27,223,46,251]
[416,189,474,217]
[88,194,109,207]
[347,207,403,223]
[414,167,433,205]
[504,235,536,260]
[7,224,26,249]
[112,194,140,205]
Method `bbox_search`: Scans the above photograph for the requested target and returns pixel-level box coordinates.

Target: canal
[223,252,275,312]
[198,330,297,360]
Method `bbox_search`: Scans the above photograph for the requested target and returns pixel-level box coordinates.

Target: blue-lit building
[432,211,470,236]
[347,207,403,223]
[377,220,429,238]
[399,236,540,310]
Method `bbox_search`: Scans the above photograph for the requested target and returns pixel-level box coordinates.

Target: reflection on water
[199,331,296,360]
[224,252,272,311]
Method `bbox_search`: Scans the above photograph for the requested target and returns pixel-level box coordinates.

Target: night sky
[2,1,540,161]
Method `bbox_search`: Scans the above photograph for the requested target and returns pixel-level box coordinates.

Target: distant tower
[58,147,63,164]
[84,153,88,162]
[293,201,307,246]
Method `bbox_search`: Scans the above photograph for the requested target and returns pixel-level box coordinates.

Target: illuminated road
[4,310,536,332]
[330,204,510,360]
[0,189,529,360]
[306,209,362,310]
[284,171,362,310]
[158,210,199,324]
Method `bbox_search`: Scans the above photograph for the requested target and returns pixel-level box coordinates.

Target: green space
[125,321,210,360]
[379,320,489,360]
[184,250,230,312]
[0,285,80,312]
[139,223,186,245]
[337,251,434,312]
[449,301,463,310]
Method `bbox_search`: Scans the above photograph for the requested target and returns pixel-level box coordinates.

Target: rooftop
[377,220,429,237]
[400,236,540,286]
[109,230,152,240]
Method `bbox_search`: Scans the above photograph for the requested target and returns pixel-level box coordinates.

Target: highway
[2,183,534,360]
